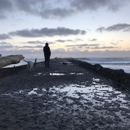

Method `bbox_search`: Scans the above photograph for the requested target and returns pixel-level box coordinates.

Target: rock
[63,62,67,65]
[0,54,1,57]
[69,58,130,90]
[0,54,24,68]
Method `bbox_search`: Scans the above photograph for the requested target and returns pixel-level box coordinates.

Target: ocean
[80,57,130,74]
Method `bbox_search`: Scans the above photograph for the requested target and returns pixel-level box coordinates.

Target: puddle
[2,79,130,128]
[69,72,84,75]
[34,72,84,76]
[50,73,65,76]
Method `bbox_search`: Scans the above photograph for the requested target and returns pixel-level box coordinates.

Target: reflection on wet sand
[34,72,84,76]
[2,78,130,129]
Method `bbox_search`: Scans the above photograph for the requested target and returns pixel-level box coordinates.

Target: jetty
[0,58,130,129]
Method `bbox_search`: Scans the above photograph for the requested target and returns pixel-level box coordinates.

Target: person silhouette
[43,43,51,67]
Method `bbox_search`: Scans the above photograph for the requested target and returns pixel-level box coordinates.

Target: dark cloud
[70,0,129,11]
[0,0,13,13]
[56,39,74,43]
[9,27,86,37]
[0,0,129,20]
[0,42,13,49]
[97,23,130,32]
[0,0,75,19]
[16,45,43,49]
[14,0,40,13]
[40,8,75,19]
[0,34,11,40]
[96,27,105,32]
[106,24,130,31]
[27,40,44,44]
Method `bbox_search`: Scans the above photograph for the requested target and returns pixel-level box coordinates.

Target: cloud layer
[0,27,86,40]
[0,34,11,40]
[9,27,86,37]
[97,23,130,32]
[0,0,129,19]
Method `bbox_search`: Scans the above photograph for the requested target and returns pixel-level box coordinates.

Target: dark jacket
[43,44,51,57]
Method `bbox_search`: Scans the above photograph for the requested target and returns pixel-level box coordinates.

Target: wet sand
[0,58,130,130]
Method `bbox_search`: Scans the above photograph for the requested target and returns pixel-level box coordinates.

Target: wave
[80,57,130,73]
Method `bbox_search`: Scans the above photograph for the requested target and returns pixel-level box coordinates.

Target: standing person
[43,43,51,67]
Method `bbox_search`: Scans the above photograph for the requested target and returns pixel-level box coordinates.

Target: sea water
[80,57,130,74]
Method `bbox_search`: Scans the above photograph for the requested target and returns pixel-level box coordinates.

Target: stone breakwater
[0,58,130,129]
[1,58,130,92]
[69,59,130,92]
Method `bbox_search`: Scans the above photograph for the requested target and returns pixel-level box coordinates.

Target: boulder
[0,55,24,68]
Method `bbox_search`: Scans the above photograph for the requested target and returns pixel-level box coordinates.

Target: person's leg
[48,56,50,67]
[45,57,47,67]
[46,56,50,67]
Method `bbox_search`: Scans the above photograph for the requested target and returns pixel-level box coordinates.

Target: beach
[0,58,130,130]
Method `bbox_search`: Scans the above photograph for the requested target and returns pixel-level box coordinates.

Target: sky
[0,0,130,59]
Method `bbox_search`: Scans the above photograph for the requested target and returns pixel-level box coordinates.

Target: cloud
[66,44,99,47]
[27,40,44,44]
[66,44,87,47]
[9,27,86,37]
[96,27,105,32]
[0,41,43,51]
[75,38,83,41]
[66,43,99,47]
[70,0,129,11]
[66,43,118,51]
[0,0,75,19]
[0,0,129,20]
[91,46,118,49]
[110,42,118,45]
[0,41,129,58]
[97,23,130,32]
[55,39,83,43]
[16,45,43,49]
[89,39,97,41]
[0,14,7,19]
[0,34,11,40]
[0,0,13,12]
[39,8,75,19]
[56,39,74,43]
[0,42,13,49]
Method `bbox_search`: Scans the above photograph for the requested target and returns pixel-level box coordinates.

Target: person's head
[45,43,48,46]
